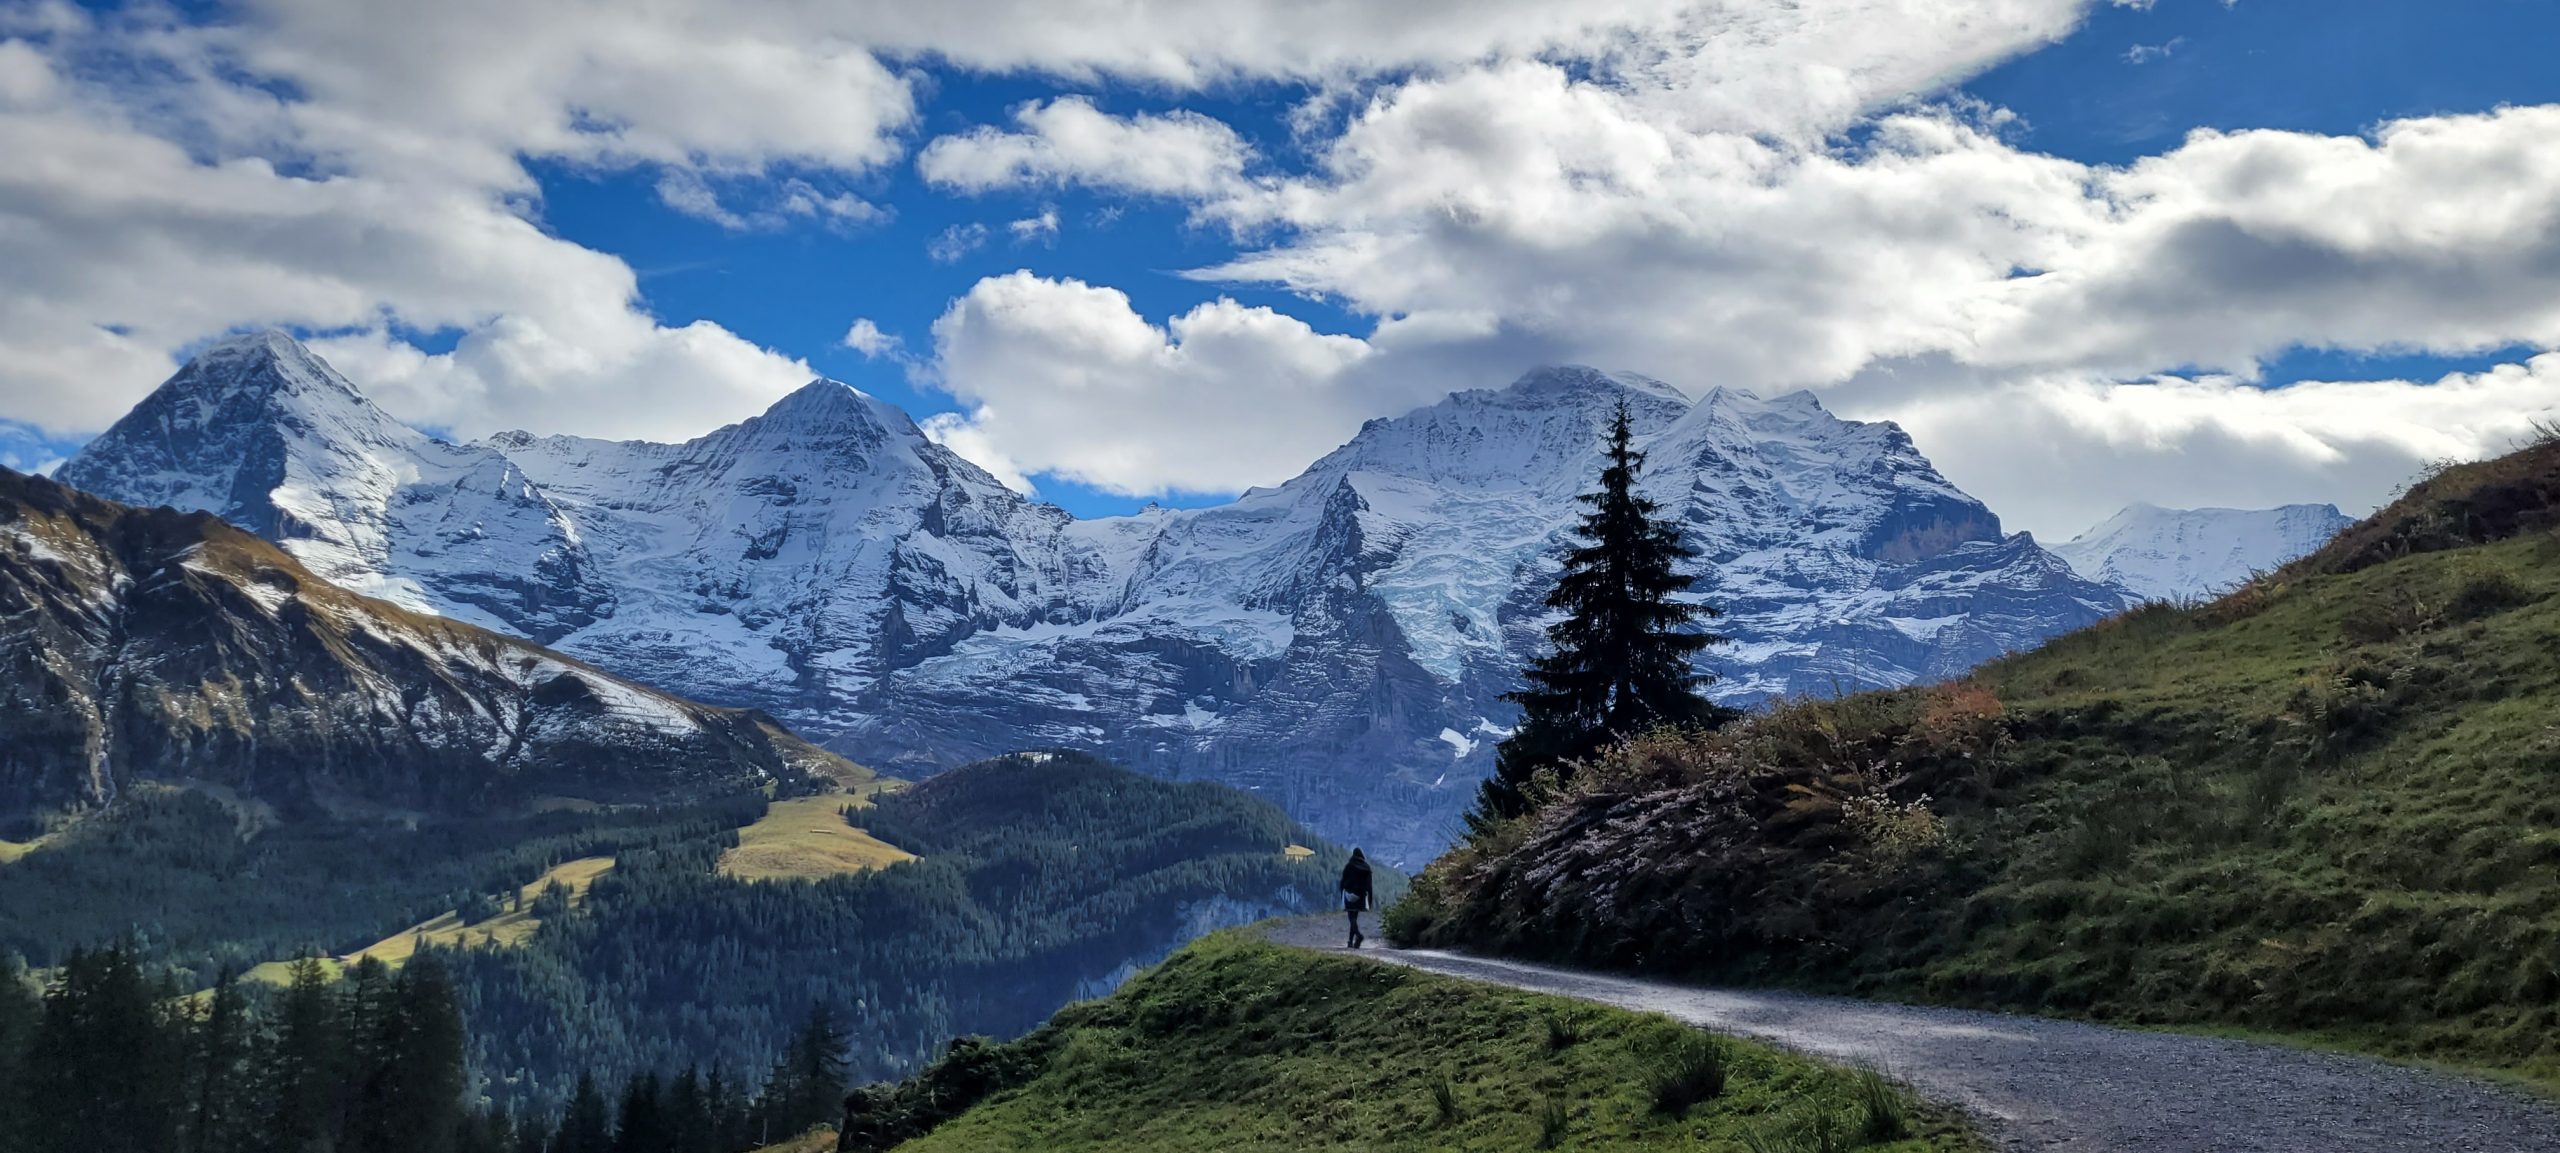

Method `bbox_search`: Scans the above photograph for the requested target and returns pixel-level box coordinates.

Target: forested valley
[0,752,1367,1143]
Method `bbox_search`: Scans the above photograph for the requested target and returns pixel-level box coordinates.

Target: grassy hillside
[1397,437,2560,1084]
[839,931,1978,1153]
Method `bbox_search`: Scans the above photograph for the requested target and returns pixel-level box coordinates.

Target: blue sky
[558,0,2560,515]
[5,0,2559,533]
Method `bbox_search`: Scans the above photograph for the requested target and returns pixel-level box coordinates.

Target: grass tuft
[1427,1071,1460,1126]
[1646,1030,1730,1116]
[1536,1092,1571,1149]
[1546,1009,1590,1051]
[1853,1069,1911,1143]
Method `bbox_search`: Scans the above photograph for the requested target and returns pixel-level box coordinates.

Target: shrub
[1381,875,1446,947]
[2446,565,2536,621]
[1839,789,1947,864]
[1646,1030,1729,1116]
[2340,592,2438,644]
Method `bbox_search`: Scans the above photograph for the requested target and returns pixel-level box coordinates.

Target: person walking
[1340,848,1375,949]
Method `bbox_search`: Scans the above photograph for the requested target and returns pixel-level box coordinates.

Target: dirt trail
[1264,917,2560,1152]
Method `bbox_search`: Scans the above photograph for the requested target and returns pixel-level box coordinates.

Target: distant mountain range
[0,465,848,825]
[55,333,2330,862]
[2052,502,2357,603]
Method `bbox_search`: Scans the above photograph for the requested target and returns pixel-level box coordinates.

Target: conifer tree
[22,945,188,1153]
[704,1067,751,1153]
[261,957,342,1153]
[338,955,399,1145]
[186,968,255,1153]
[364,953,467,1153]
[664,1066,714,1153]
[549,1073,613,1153]
[611,1071,668,1153]
[1473,399,1729,830]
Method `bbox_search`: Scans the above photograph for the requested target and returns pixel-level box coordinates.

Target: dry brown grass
[716,794,915,881]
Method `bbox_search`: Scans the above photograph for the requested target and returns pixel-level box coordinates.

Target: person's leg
[1346,905,1359,947]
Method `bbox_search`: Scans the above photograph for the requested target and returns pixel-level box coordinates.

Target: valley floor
[1260,919,2560,1152]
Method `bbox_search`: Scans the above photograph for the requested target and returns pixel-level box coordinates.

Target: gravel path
[1263,917,2560,1152]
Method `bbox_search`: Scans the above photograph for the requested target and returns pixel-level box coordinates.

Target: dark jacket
[1340,856,1374,908]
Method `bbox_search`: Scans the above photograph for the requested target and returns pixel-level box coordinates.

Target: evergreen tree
[765,1004,848,1140]
[512,1110,552,1153]
[21,944,188,1153]
[186,968,256,1153]
[1473,399,1730,829]
[261,957,342,1153]
[365,954,468,1153]
[337,956,399,1146]
[611,1072,668,1153]
[704,1067,751,1153]
[549,1073,613,1153]
[458,1107,518,1153]
[664,1066,714,1153]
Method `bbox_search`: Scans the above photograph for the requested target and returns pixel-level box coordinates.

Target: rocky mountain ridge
[60,335,2138,862]
[0,466,847,824]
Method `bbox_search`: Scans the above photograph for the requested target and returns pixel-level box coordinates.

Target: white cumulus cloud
[925,272,1395,496]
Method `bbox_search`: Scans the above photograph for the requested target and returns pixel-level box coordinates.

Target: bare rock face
[60,339,2132,864]
[0,468,840,823]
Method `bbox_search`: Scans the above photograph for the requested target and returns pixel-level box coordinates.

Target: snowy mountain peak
[1501,364,1690,406]
[2054,502,2356,603]
[61,335,612,638]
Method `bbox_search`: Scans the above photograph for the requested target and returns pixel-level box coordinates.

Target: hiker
[1341,848,1375,948]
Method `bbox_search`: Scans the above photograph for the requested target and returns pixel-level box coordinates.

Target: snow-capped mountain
[2053,502,2355,603]
[0,467,849,823]
[55,332,614,641]
[60,338,2131,863]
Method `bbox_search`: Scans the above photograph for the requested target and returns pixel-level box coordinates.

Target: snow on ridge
[2054,502,2354,603]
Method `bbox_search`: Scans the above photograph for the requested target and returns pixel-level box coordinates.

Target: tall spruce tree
[261,957,342,1153]
[549,1074,612,1153]
[1473,399,1729,830]
[21,944,188,1153]
[186,969,255,1153]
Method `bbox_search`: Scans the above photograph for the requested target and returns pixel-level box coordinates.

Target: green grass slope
[1399,437,2560,1084]
[843,932,1979,1153]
